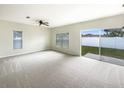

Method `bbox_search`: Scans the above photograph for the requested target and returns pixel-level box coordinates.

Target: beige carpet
[0,51,124,88]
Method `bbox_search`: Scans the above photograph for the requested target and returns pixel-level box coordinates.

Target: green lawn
[81,46,124,59]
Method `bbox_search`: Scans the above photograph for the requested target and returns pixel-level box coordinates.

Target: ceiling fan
[26,16,49,26]
[38,20,49,26]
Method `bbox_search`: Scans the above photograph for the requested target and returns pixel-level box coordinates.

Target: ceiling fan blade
[45,23,49,26]
[44,22,49,24]
[42,22,49,26]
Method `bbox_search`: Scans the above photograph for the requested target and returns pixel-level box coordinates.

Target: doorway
[80,28,124,66]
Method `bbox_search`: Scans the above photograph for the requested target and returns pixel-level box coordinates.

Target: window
[81,28,124,66]
[56,34,62,47]
[56,33,69,48]
[13,31,22,49]
[62,33,69,48]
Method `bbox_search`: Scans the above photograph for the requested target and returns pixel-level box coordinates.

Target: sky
[81,28,105,35]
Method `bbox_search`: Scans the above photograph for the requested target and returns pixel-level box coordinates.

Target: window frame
[56,33,69,48]
[13,31,23,49]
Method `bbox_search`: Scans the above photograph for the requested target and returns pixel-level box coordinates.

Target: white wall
[51,14,124,56]
[0,20,51,58]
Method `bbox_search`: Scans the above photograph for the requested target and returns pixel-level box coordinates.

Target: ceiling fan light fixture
[26,16,30,19]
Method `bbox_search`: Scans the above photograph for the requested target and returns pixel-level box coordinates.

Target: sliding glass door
[81,29,101,60]
[100,28,124,65]
[81,28,124,66]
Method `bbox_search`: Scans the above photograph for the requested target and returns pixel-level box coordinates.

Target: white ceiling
[0,4,123,27]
